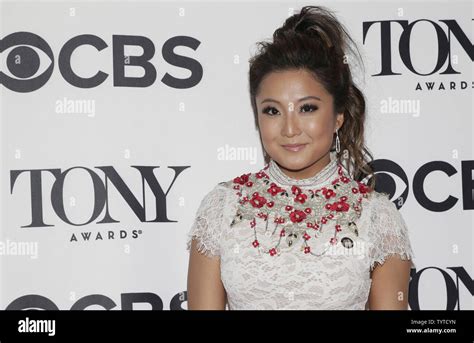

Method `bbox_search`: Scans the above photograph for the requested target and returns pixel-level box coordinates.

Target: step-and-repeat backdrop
[1,0,472,310]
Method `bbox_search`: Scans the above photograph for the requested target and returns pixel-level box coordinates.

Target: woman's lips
[282,144,307,152]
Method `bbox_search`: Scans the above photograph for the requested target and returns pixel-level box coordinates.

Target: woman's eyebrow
[260,95,322,104]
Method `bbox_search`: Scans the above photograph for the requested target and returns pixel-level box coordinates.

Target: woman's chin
[275,156,310,171]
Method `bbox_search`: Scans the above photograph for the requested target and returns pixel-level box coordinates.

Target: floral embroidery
[230,159,372,257]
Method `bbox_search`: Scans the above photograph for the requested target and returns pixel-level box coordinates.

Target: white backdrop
[0,0,472,310]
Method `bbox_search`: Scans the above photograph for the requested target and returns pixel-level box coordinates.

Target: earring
[335,128,340,154]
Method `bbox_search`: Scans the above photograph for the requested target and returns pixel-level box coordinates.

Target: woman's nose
[281,112,301,137]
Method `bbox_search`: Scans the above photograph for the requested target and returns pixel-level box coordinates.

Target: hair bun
[299,25,334,48]
[276,6,346,50]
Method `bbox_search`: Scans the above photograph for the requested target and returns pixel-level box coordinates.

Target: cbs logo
[0,31,203,92]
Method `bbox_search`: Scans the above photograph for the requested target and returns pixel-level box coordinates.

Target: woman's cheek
[261,120,278,140]
[306,116,333,138]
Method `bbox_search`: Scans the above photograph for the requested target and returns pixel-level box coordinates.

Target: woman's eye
[300,104,318,113]
[262,106,279,116]
[262,104,317,115]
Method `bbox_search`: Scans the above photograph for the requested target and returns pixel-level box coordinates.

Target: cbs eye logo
[0,31,203,93]
[0,32,54,93]
[368,159,409,209]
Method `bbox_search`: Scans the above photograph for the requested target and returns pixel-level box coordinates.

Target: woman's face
[256,69,344,180]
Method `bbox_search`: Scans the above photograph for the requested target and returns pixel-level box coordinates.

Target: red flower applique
[291,185,302,195]
[295,193,308,204]
[249,193,267,208]
[274,217,285,224]
[268,183,283,196]
[329,200,350,212]
[358,182,370,194]
[290,210,307,223]
[233,173,249,185]
[322,187,336,199]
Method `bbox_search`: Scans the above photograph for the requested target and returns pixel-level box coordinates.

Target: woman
[186,5,414,310]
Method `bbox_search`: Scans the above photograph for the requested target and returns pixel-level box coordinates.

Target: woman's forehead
[257,71,330,102]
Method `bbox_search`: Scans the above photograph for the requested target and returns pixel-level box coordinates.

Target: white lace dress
[186,153,415,310]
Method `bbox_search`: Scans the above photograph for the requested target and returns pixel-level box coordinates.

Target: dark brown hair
[248,5,376,190]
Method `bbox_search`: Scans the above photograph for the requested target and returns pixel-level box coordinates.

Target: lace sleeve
[366,192,415,271]
[186,183,229,258]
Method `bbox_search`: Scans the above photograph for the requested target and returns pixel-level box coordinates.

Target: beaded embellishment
[230,159,372,256]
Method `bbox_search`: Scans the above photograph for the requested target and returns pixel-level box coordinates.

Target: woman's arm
[368,255,412,310]
[187,239,227,310]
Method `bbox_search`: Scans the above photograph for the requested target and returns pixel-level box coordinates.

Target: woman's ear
[336,112,344,130]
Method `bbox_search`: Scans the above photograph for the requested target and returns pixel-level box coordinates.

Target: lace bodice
[186,154,415,310]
